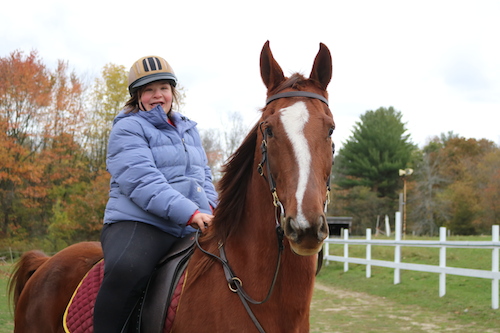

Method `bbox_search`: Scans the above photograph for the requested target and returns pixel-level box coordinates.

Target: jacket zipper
[181,137,187,152]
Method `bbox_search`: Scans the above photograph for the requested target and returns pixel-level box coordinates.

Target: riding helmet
[128,56,177,96]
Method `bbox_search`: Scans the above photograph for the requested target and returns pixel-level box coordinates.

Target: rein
[194,226,283,333]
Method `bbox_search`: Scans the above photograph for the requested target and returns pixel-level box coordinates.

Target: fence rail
[323,212,500,309]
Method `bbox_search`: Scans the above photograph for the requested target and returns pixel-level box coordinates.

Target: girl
[94,55,218,333]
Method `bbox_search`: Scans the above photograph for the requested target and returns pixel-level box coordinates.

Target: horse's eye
[266,127,274,138]
[328,127,334,137]
[331,142,336,165]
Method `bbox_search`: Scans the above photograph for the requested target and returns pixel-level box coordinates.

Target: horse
[9,40,335,333]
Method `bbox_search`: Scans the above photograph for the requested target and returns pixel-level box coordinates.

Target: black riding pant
[93,222,178,333]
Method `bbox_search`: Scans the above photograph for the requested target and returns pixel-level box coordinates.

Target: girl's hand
[190,213,214,233]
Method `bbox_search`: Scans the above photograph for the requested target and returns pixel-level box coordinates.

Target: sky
[2,0,499,149]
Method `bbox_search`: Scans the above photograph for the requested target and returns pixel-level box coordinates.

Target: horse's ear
[260,41,285,92]
[309,43,332,90]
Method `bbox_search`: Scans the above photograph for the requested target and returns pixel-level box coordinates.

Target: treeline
[1,51,498,253]
[328,107,500,236]
[0,50,236,251]
[0,50,125,250]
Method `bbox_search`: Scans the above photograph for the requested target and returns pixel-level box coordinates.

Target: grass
[0,236,498,332]
[317,236,499,331]
[0,264,14,333]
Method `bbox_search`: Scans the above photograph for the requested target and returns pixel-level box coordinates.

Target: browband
[266,91,329,106]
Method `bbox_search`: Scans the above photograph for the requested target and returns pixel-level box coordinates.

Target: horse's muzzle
[283,214,329,256]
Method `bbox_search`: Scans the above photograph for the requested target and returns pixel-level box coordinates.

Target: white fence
[323,212,500,309]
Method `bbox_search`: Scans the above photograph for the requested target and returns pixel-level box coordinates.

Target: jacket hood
[113,105,166,126]
[113,106,197,132]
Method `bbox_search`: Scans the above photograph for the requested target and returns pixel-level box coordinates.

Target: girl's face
[140,80,173,112]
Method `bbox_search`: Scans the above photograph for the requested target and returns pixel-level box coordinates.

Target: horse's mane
[211,123,259,241]
[275,73,308,93]
[188,124,258,281]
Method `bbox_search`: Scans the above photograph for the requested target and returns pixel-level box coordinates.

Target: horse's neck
[224,179,317,293]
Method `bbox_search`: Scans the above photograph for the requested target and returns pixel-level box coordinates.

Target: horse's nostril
[318,216,329,240]
[284,217,300,243]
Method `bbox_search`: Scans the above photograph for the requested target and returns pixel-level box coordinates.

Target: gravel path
[310,282,497,333]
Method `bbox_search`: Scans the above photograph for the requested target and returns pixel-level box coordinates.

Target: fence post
[439,227,447,297]
[394,212,401,284]
[492,225,499,309]
[366,228,372,278]
[344,229,349,272]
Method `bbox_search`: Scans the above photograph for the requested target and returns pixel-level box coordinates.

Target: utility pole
[399,168,413,239]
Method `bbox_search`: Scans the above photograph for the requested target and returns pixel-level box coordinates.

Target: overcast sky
[2,0,499,149]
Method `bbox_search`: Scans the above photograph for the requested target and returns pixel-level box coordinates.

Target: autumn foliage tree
[0,52,193,248]
[0,50,53,237]
[408,135,498,235]
[85,63,129,174]
[1,50,499,248]
[0,50,108,246]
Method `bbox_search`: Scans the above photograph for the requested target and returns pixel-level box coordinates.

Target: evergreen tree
[334,106,415,199]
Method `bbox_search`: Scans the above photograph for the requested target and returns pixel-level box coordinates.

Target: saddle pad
[164,270,186,332]
[63,260,104,333]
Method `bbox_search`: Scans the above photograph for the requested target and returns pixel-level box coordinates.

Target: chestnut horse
[10,41,335,332]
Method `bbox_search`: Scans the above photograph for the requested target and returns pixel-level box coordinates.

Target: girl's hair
[123,80,180,113]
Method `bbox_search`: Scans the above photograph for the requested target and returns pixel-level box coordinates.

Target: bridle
[265,91,329,106]
[195,91,332,333]
[260,91,333,217]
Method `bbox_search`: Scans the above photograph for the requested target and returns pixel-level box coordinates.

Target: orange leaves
[0,50,52,134]
[0,50,91,239]
[0,49,124,241]
[419,137,499,234]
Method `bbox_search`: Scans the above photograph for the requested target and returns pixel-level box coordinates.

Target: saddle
[63,233,196,333]
[139,233,195,332]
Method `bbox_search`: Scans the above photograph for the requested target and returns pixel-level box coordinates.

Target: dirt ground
[310,282,499,333]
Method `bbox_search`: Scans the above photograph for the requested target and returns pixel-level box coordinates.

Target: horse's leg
[13,242,103,333]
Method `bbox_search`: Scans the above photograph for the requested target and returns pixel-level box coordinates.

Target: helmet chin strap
[138,100,146,111]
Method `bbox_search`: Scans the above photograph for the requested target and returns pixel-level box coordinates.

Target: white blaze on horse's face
[279,101,311,228]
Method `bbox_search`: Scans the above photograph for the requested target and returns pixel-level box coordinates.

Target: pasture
[1,238,499,332]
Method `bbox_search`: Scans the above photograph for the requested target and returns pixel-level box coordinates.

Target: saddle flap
[139,233,196,333]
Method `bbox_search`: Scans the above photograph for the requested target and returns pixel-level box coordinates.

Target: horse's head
[258,41,334,256]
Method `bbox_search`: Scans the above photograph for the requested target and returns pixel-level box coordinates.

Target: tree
[85,63,129,174]
[330,106,415,233]
[199,111,247,183]
[438,137,496,234]
[334,106,415,199]
[0,50,53,235]
[476,149,500,231]
[408,146,450,236]
[409,135,498,235]
[0,50,94,241]
[200,128,224,181]
[341,186,393,234]
[222,111,247,162]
